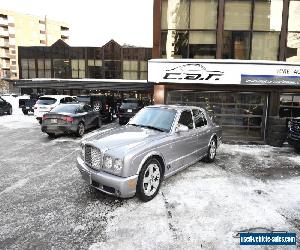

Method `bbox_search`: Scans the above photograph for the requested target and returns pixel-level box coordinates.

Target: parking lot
[0,111,299,249]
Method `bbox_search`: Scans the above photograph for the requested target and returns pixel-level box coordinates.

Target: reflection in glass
[163,30,189,58]
[253,0,283,31]
[251,32,279,60]
[190,0,218,29]
[223,31,250,59]
[224,0,252,30]
[161,0,189,29]
[288,1,300,32]
[189,31,216,58]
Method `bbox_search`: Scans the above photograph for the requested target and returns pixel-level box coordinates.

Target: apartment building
[0,9,69,79]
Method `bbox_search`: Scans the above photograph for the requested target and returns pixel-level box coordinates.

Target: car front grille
[291,120,300,136]
[84,145,102,170]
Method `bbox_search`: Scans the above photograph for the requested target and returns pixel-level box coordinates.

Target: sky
[0,0,154,47]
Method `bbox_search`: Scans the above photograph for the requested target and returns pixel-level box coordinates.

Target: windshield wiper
[128,123,165,132]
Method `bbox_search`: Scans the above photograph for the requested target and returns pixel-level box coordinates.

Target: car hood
[88,125,167,152]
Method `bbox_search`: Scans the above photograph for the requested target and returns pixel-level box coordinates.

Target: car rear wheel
[136,158,162,202]
[203,138,217,163]
[47,133,56,138]
[97,117,102,128]
[7,107,12,115]
[77,122,85,137]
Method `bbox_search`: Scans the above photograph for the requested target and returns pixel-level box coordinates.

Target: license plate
[50,119,57,124]
[127,109,132,113]
[26,107,30,110]
[81,169,91,184]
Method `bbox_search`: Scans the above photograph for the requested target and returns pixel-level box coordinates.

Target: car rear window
[50,104,80,113]
[76,96,90,103]
[121,100,141,109]
[36,97,56,105]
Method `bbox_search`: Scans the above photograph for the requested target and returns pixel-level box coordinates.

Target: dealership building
[150,0,300,144]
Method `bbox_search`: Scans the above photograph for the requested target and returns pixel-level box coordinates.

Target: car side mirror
[175,124,189,133]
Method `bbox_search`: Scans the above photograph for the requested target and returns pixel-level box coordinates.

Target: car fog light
[113,158,123,172]
[103,155,113,169]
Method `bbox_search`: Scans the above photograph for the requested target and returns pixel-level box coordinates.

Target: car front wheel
[203,138,217,163]
[136,158,162,202]
[77,122,85,137]
[7,107,12,115]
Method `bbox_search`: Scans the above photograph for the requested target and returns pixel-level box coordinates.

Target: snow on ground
[90,145,300,250]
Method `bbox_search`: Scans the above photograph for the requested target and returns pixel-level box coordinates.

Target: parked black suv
[118,98,144,125]
[0,97,12,115]
[287,118,300,152]
[76,95,116,122]
[19,94,38,115]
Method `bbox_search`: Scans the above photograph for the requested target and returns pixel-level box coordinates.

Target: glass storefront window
[190,0,218,29]
[161,30,189,58]
[161,0,189,29]
[140,72,147,80]
[253,0,283,31]
[288,0,300,32]
[140,61,147,71]
[222,31,251,59]
[251,32,279,60]
[123,71,138,80]
[224,0,252,30]
[279,94,300,118]
[189,31,216,58]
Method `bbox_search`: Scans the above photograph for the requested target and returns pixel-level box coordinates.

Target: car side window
[178,110,194,129]
[83,104,93,112]
[60,98,66,104]
[193,109,207,128]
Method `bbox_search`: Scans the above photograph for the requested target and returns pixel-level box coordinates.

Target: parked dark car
[118,98,144,125]
[41,103,102,138]
[19,98,37,115]
[76,95,116,122]
[287,118,300,152]
[0,97,12,115]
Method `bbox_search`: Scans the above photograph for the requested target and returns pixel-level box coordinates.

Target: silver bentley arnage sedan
[77,105,222,201]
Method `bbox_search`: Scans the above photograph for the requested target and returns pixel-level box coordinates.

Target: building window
[286,0,300,62]
[161,0,190,29]
[123,60,138,80]
[161,30,189,58]
[224,0,252,30]
[71,59,85,78]
[21,59,36,79]
[223,31,251,59]
[140,61,148,80]
[53,59,71,79]
[104,60,121,79]
[87,59,102,78]
[279,94,300,118]
[251,32,279,60]
[190,0,218,29]
[189,31,216,58]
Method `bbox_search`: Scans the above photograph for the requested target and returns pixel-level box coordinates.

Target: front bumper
[77,157,138,198]
[287,132,300,147]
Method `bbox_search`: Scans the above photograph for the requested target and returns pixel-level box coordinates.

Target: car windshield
[128,107,177,132]
[51,104,80,114]
[77,96,90,103]
[36,97,56,105]
[121,102,139,109]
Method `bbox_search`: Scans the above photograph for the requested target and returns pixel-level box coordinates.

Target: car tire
[119,120,124,125]
[47,133,56,138]
[294,146,300,153]
[203,138,217,163]
[7,107,12,115]
[97,117,102,128]
[22,110,28,115]
[136,158,163,202]
[77,122,85,137]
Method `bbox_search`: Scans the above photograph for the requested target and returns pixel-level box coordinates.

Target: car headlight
[288,120,292,130]
[81,144,85,158]
[103,155,113,169]
[103,154,123,173]
[113,158,123,172]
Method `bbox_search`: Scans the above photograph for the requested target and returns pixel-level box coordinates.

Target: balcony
[0,50,10,58]
[0,18,8,27]
[1,62,10,69]
[0,39,9,47]
[0,29,9,37]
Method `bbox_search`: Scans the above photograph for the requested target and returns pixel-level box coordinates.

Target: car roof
[146,104,205,112]
[39,95,72,99]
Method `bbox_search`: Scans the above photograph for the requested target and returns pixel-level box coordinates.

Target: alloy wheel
[143,163,161,196]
